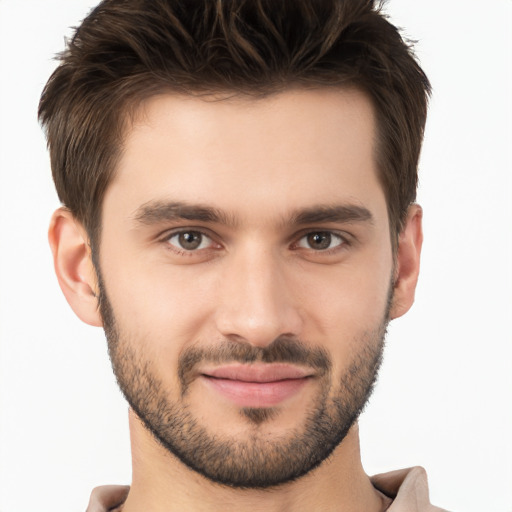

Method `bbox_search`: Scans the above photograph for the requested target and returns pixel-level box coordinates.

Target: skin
[49,88,423,512]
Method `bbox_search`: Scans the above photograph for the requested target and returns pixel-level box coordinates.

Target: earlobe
[389,204,423,320]
[48,208,103,327]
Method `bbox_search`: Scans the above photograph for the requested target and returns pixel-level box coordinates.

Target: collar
[371,466,448,512]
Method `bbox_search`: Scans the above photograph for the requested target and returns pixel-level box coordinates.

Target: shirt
[371,467,448,511]
[86,466,448,512]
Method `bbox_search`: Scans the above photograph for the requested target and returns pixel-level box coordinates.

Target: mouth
[199,363,314,408]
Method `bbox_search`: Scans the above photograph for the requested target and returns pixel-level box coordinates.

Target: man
[39,0,445,510]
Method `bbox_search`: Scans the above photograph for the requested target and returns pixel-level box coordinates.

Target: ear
[48,208,103,327]
[389,204,423,320]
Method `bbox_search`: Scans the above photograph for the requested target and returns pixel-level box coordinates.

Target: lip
[200,363,313,408]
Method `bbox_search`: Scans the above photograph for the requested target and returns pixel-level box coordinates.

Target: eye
[166,230,214,251]
[296,231,345,251]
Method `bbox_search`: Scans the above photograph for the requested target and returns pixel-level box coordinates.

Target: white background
[0,1,511,511]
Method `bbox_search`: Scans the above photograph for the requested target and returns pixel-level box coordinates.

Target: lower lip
[201,376,310,408]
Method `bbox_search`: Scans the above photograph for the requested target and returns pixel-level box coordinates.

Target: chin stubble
[97,271,389,489]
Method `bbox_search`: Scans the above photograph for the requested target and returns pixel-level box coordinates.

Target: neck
[122,410,384,512]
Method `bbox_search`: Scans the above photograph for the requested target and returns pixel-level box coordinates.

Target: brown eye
[167,231,211,251]
[297,232,344,251]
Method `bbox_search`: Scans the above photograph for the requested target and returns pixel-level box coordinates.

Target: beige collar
[371,467,448,512]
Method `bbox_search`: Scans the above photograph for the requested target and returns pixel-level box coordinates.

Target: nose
[214,244,303,348]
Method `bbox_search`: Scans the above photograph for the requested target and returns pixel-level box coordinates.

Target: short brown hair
[39,0,430,250]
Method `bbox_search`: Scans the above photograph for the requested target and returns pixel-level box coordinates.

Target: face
[97,89,395,488]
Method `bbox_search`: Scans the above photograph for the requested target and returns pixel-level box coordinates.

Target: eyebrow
[132,200,373,228]
[290,204,374,226]
[133,200,237,226]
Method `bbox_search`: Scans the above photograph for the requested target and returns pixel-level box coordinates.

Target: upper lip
[201,363,314,383]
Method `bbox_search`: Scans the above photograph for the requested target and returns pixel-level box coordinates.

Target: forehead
[106,88,385,227]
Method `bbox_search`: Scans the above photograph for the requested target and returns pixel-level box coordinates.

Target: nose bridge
[215,241,302,346]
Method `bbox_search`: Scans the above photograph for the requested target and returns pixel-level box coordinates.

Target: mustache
[178,337,332,387]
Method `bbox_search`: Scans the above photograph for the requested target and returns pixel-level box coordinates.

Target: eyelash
[159,228,351,256]
[161,229,220,256]
[292,230,349,254]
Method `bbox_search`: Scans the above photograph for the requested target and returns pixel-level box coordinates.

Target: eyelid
[296,231,347,252]
[159,227,222,252]
[291,228,352,246]
[156,226,353,255]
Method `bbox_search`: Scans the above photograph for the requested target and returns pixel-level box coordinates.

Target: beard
[98,276,390,489]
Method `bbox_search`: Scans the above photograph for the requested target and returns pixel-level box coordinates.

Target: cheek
[295,254,392,373]
[100,249,219,351]
[132,275,209,326]
[101,267,219,399]
[299,260,392,333]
